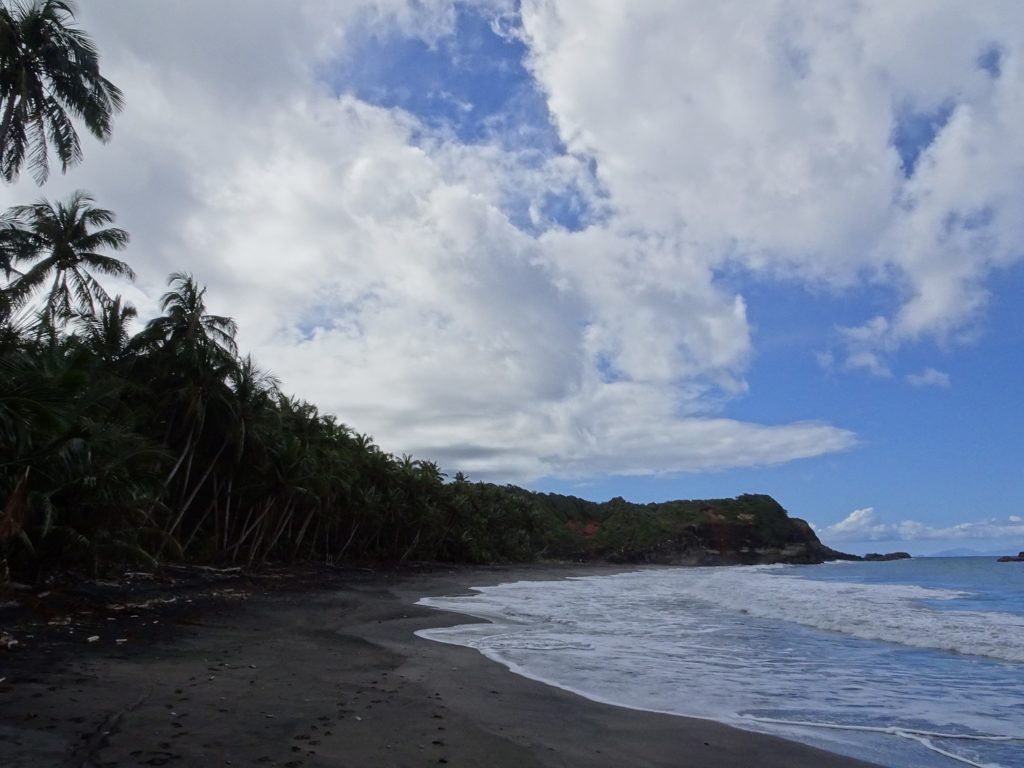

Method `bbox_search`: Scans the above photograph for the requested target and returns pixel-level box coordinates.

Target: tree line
[0,260,559,576]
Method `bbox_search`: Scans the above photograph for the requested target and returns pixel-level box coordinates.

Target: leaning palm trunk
[227,503,257,563]
[161,442,227,557]
[228,498,273,563]
[219,476,234,557]
[253,499,297,567]
[289,507,317,560]
[335,519,361,563]
[142,423,195,528]
[400,526,422,563]
[182,500,216,554]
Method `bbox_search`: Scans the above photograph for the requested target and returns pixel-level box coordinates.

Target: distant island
[997,552,1024,562]
[863,552,912,561]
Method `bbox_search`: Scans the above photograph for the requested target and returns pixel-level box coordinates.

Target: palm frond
[42,94,81,173]
[82,251,133,279]
[0,0,121,182]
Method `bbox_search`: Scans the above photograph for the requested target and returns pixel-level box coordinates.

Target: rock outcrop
[996,551,1024,562]
[598,496,859,566]
[863,552,912,561]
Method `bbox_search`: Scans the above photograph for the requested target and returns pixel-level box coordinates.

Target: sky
[3,0,1023,555]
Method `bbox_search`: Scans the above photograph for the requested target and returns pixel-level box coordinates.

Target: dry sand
[0,564,879,767]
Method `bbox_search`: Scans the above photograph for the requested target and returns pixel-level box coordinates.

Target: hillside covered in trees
[0,280,845,579]
[0,263,847,579]
[0,2,848,582]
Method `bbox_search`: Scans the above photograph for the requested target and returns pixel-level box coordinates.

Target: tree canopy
[0,190,131,325]
[0,0,123,184]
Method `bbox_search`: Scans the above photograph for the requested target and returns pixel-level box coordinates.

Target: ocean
[416,558,1024,768]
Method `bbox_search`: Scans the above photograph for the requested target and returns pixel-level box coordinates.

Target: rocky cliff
[607,511,857,566]
[541,493,858,565]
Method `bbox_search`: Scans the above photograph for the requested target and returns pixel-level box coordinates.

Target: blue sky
[6,1,1022,556]
[333,8,555,147]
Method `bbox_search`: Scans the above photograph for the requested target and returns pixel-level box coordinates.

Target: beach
[0,564,878,768]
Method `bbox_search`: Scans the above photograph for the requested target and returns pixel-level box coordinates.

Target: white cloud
[906,367,951,388]
[818,507,1024,543]
[6,1,1022,480]
[519,0,1024,370]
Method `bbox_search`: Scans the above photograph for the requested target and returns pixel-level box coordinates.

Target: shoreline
[0,563,879,767]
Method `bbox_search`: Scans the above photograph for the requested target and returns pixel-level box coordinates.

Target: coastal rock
[996,551,1024,562]
[604,498,859,566]
[863,552,912,561]
[550,493,861,567]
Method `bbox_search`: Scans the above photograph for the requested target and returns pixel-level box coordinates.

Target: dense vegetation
[0,270,563,577]
[0,2,831,582]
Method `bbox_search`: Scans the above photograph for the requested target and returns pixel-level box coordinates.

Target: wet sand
[0,564,879,767]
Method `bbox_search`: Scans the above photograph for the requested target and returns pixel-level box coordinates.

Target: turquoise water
[418,559,1024,767]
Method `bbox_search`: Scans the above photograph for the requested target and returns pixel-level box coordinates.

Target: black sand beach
[1,564,879,767]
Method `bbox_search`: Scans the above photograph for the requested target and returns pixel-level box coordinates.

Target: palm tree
[130,274,239,551]
[0,205,18,277]
[0,190,131,324]
[0,0,124,184]
[73,293,136,364]
[137,272,237,358]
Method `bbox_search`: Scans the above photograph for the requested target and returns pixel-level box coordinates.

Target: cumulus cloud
[519,0,1024,370]
[5,0,1021,480]
[906,367,952,388]
[817,507,1024,543]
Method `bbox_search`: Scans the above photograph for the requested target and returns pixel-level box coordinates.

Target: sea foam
[417,563,1024,768]
[650,567,1024,663]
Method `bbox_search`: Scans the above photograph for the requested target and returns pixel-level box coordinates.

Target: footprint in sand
[143,753,176,766]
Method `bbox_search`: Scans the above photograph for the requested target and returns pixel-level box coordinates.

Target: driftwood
[161,564,243,582]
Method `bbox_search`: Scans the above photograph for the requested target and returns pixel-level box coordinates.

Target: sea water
[416,559,1024,768]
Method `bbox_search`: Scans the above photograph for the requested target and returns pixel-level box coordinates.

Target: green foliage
[1,191,131,325]
[0,0,124,183]
[0,257,815,578]
[595,506,671,560]
[0,263,576,575]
